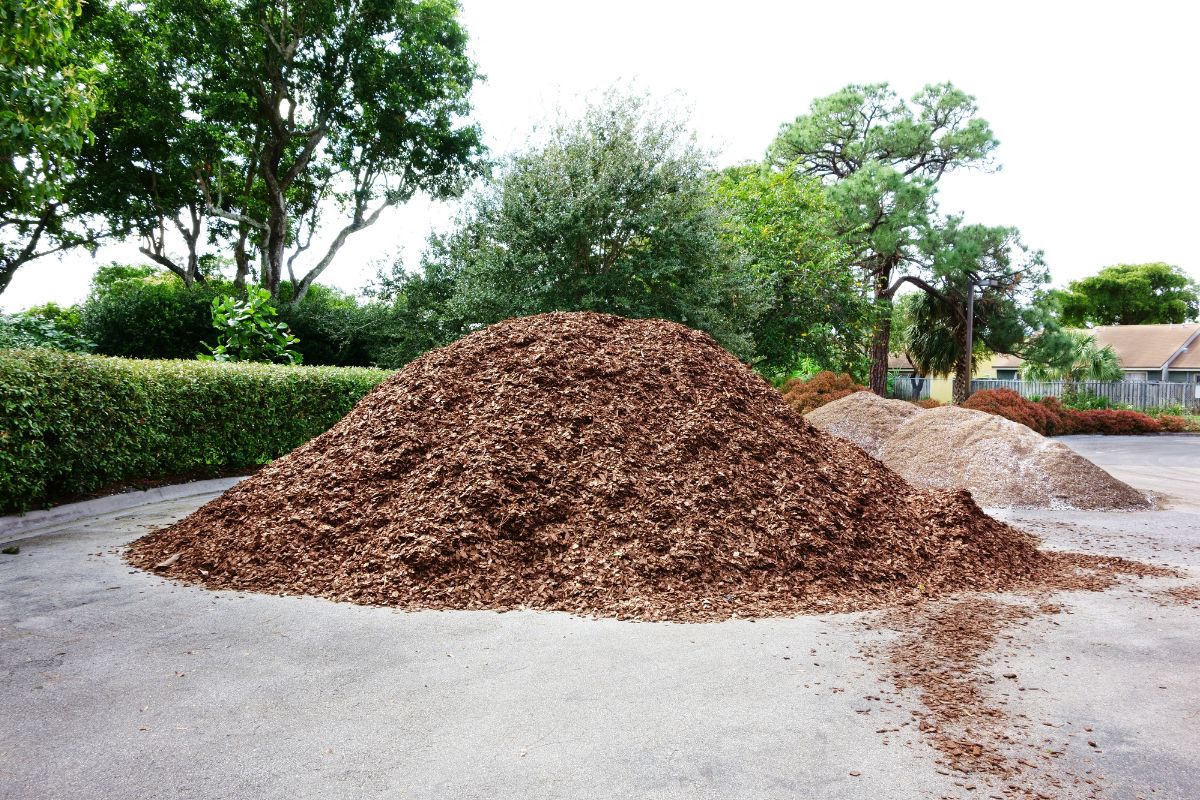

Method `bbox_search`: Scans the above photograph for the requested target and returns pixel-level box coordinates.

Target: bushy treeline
[2,263,447,370]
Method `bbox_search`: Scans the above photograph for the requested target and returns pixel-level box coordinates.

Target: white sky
[4,0,1198,311]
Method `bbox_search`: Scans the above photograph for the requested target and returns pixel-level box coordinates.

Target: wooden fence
[968,379,1200,411]
[890,375,932,400]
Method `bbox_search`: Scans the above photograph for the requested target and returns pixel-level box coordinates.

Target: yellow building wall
[929,378,954,403]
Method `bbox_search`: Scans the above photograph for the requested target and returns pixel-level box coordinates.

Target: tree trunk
[868,271,893,395]
[952,354,972,404]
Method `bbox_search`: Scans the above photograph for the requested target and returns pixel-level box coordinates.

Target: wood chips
[129,312,1080,621]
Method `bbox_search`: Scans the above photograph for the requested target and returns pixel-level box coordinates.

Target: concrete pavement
[1,437,1198,799]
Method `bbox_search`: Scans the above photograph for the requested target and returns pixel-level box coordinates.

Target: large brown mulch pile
[130,312,1077,621]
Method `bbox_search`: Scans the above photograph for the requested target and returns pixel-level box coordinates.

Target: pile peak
[129,312,1050,620]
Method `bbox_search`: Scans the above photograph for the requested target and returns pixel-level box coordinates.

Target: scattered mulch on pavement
[128,311,1090,622]
[804,391,921,459]
[1152,582,1200,608]
[862,552,1179,800]
[879,406,1150,511]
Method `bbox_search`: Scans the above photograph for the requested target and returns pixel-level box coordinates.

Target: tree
[0,0,99,294]
[1020,330,1122,384]
[155,0,485,303]
[897,219,1050,403]
[768,82,999,394]
[1055,263,1200,326]
[420,92,757,359]
[66,1,215,287]
[710,165,868,377]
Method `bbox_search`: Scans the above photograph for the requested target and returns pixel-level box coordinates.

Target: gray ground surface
[1,436,1198,799]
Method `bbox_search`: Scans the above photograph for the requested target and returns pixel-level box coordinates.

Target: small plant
[199,288,302,365]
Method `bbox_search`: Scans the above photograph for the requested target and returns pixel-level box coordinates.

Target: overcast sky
[4,0,1197,311]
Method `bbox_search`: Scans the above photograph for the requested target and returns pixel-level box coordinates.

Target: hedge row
[962,389,1195,436]
[0,349,392,514]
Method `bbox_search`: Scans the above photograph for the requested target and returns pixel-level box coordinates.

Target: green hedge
[0,349,392,514]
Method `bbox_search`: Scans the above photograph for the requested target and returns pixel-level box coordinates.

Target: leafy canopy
[0,0,100,293]
[710,165,866,376]
[767,82,1000,393]
[1055,263,1199,327]
[420,92,756,358]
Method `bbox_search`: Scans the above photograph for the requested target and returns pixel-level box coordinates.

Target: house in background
[985,323,1200,383]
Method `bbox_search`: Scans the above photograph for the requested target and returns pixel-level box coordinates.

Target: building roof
[984,323,1200,374]
[1089,323,1200,370]
[888,353,916,370]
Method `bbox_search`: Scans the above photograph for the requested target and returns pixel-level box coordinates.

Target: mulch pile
[806,392,1149,511]
[880,406,1150,511]
[804,390,921,459]
[130,312,1085,621]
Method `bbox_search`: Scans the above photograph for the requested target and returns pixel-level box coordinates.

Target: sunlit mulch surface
[128,311,1078,621]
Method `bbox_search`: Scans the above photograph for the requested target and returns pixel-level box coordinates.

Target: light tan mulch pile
[880,406,1150,510]
[805,393,1149,511]
[802,390,921,458]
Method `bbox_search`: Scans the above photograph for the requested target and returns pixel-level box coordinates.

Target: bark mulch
[126,312,1132,622]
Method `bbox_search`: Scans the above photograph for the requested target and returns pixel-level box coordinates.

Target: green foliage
[80,266,231,359]
[99,0,486,298]
[420,91,756,359]
[768,82,1000,392]
[0,311,93,352]
[22,300,83,335]
[0,0,100,293]
[0,349,389,513]
[200,287,302,365]
[711,165,867,375]
[1055,263,1200,326]
[1020,331,1123,383]
[893,218,1052,401]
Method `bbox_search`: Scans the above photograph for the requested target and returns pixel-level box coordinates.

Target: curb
[0,476,244,544]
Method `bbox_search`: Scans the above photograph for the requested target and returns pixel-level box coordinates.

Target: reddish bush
[780,371,865,414]
[912,398,943,409]
[1070,409,1161,435]
[962,389,1064,435]
[1157,415,1197,433]
[963,388,1184,436]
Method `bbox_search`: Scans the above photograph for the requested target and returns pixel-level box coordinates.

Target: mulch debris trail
[859,554,1179,800]
[128,311,1085,621]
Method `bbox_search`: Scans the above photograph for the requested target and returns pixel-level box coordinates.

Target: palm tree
[1019,331,1122,383]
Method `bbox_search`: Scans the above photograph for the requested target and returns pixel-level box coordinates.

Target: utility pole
[962,277,997,402]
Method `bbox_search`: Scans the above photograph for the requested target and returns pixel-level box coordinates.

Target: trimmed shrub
[962,389,1068,435]
[780,371,865,414]
[0,349,391,513]
[913,398,943,409]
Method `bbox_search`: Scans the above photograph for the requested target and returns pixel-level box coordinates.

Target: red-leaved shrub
[780,371,865,414]
[913,398,943,409]
[962,389,1066,435]
[962,388,1192,435]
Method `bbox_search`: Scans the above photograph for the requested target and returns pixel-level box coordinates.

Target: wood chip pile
[804,391,921,458]
[807,392,1150,511]
[129,312,1063,621]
